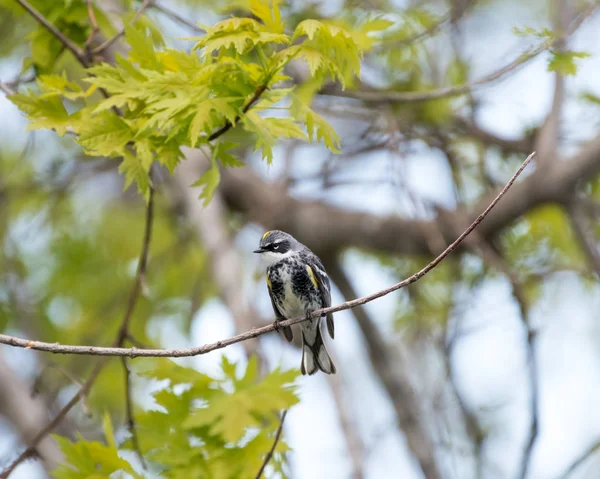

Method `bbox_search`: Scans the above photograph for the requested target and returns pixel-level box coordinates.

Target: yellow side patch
[262,231,271,240]
[306,265,319,288]
[266,274,272,290]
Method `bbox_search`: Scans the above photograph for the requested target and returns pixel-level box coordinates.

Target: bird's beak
[253,248,265,254]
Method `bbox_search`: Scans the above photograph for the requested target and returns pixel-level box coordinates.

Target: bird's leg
[272,319,282,331]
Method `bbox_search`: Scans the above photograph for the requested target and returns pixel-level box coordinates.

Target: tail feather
[301,329,336,375]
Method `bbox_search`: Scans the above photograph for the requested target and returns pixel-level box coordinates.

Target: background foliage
[1,0,600,478]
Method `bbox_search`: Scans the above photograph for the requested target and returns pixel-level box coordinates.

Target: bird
[254,230,336,375]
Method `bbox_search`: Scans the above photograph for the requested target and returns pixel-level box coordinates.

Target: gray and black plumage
[254,230,336,375]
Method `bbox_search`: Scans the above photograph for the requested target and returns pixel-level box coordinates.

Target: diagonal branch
[91,0,152,55]
[326,260,435,478]
[0,152,535,360]
[255,410,287,479]
[14,0,87,66]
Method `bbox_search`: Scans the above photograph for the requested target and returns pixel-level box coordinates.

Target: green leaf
[124,23,163,71]
[548,50,590,76]
[184,361,298,443]
[77,113,132,157]
[214,141,244,168]
[192,158,220,206]
[250,0,285,34]
[9,91,72,136]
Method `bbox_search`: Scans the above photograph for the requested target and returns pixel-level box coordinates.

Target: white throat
[259,249,295,267]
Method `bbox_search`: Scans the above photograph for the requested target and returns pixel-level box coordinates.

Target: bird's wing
[307,258,335,339]
[267,275,293,343]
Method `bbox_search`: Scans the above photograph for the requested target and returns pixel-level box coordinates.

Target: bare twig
[121,357,146,469]
[569,202,600,276]
[91,0,152,55]
[558,439,600,479]
[327,373,365,479]
[0,152,536,360]
[0,186,155,478]
[14,0,87,66]
[83,0,99,51]
[0,81,16,96]
[255,410,287,479]
[152,2,204,33]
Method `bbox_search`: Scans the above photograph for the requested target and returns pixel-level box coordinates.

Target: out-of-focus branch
[255,410,287,479]
[0,355,64,474]
[327,354,365,479]
[558,439,600,479]
[535,0,570,166]
[171,151,262,358]
[320,2,597,104]
[14,0,87,66]
[151,2,204,32]
[568,202,600,276]
[326,260,441,479]
[91,0,151,55]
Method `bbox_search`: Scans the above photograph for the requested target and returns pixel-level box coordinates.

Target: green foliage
[9,0,381,202]
[547,50,590,76]
[52,414,143,479]
[51,357,298,478]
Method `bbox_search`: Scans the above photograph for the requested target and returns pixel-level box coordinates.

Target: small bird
[254,230,336,375]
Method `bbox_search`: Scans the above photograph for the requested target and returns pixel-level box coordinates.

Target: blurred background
[1,0,600,478]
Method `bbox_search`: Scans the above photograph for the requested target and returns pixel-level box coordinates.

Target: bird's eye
[273,244,280,250]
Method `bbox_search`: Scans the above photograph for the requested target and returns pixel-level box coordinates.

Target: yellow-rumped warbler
[254,230,336,375]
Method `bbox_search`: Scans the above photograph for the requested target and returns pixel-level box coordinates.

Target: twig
[323,3,598,104]
[0,185,155,478]
[0,81,16,96]
[255,410,287,479]
[152,2,204,33]
[14,0,87,66]
[558,439,600,479]
[208,84,268,141]
[121,357,146,469]
[0,152,535,359]
[91,0,152,55]
[83,0,99,51]
[568,202,600,276]
[373,0,473,53]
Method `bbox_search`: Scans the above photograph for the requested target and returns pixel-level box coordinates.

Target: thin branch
[568,202,600,276]
[373,0,474,53]
[0,152,535,359]
[0,185,155,478]
[14,0,87,66]
[121,357,146,469]
[322,3,598,104]
[558,439,600,479]
[152,2,204,33]
[83,0,99,51]
[518,329,539,479]
[327,373,365,479]
[91,0,152,55]
[208,84,268,141]
[255,410,287,479]
[0,81,16,96]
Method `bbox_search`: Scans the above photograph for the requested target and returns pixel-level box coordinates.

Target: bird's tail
[300,328,336,375]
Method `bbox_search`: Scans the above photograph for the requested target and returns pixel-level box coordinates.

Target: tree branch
[255,410,287,479]
[91,0,152,55]
[0,153,534,360]
[14,0,87,66]
[121,357,146,469]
